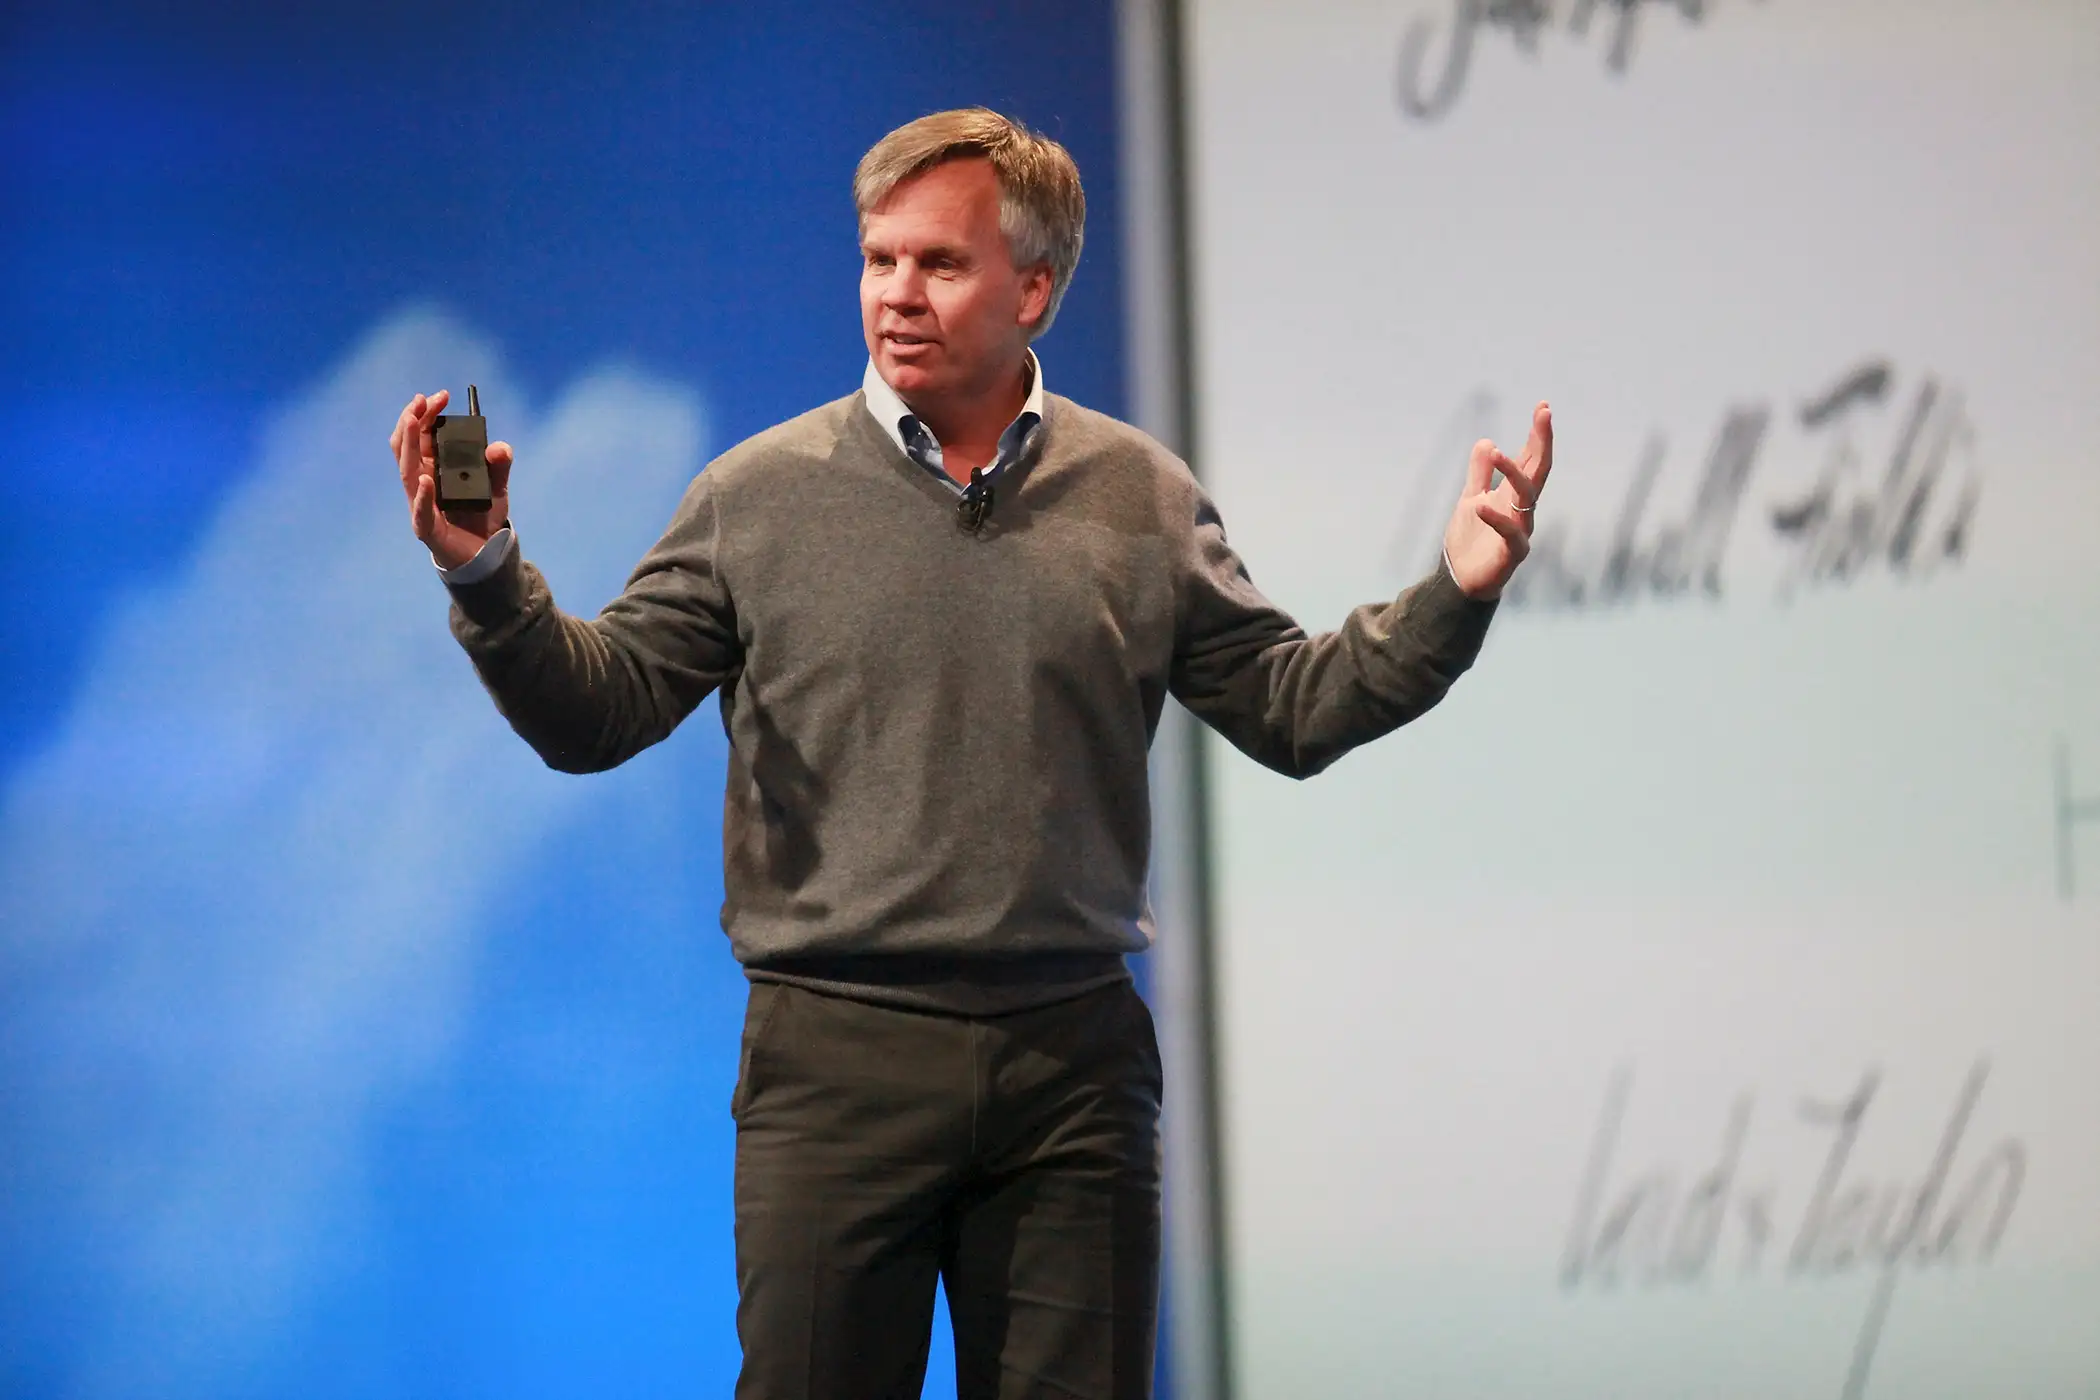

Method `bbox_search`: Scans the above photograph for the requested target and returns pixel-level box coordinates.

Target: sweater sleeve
[1168,480,1498,779]
[445,470,741,773]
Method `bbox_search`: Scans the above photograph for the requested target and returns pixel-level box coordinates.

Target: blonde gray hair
[854,108,1087,341]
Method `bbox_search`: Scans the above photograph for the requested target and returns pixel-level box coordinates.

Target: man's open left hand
[1443,401,1553,601]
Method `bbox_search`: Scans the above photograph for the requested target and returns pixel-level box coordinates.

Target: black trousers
[730,978,1163,1400]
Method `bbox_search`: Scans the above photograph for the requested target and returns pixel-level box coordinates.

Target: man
[390,108,1551,1400]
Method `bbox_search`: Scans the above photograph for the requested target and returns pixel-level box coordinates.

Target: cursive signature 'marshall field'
[1388,358,1982,608]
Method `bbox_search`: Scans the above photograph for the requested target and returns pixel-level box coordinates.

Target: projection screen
[1181,2,2100,1395]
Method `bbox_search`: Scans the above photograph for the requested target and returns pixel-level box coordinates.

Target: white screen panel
[1183,3,2100,1395]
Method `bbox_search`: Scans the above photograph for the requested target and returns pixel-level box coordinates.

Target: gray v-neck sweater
[446,391,1497,1012]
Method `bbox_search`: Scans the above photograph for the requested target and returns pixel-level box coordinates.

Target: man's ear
[1016,264,1054,332]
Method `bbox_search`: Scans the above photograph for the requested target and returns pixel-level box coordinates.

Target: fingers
[1474,497,1533,560]
[410,470,437,543]
[393,390,450,500]
[1491,401,1554,512]
[486,440,513,496]
[414,388,447,486]
[1522,401,1554,489]
[392,396,422,491]
[1487,445,1537,510]
[1450,402,1552,588]
[397,389,447,440]
[1467,438,1497,496]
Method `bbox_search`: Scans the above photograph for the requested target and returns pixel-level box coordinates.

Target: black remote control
[433,385,491,513]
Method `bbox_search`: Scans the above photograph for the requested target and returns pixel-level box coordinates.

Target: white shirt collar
[861,349,1045,461]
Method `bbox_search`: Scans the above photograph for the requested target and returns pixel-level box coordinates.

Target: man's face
[860,157,1052,405]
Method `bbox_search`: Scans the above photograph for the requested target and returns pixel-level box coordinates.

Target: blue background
[1,3,1139,1395]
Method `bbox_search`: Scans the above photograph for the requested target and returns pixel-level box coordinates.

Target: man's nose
[883,263,928,309]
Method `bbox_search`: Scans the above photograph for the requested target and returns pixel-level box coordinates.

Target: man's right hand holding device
[391,389,515,571]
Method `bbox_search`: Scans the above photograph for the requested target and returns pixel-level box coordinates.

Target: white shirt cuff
[435,526,515,586]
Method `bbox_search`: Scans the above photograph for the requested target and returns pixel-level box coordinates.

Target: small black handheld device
[432,385,491,514]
